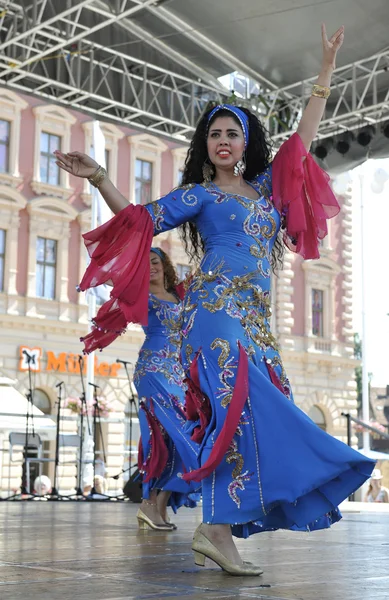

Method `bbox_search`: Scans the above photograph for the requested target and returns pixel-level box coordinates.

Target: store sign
[19,347,122,378]
[19,347,42,372]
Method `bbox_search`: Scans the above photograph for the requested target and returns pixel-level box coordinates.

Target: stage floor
[0,501,388,600]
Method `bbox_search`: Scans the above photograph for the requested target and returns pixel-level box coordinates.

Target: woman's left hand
[321,23,344,71]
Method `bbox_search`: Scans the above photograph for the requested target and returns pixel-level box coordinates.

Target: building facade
[0,87,357,494]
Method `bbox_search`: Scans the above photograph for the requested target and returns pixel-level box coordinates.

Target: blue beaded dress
[134,292,200,512]
[79,133,375,539]
[142,169,374,538]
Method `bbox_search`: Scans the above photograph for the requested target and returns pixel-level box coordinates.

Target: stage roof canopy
[0,0,388,170]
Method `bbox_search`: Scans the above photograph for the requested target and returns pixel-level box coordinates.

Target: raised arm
[54,150,128,214]
[296,24,344,152]
[272,25,344,259]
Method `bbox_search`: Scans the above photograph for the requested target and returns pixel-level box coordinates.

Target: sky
[345,158,389,388]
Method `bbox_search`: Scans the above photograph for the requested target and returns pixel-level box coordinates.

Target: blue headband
[150,247,164,260]
[207,104,249,149]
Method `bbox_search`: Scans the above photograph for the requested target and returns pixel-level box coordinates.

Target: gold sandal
[137,508,174,531]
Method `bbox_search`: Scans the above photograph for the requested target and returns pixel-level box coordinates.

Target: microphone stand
[22,351,35,497]
[71,355,91,499]
[5,350,37,500]
[89,382,100,496]
[48,381,67,501]
[87,383,119,501]
[111,359,141,500]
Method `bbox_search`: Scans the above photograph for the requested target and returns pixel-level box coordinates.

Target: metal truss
[0,0,387,143]
[0,0,228,138]
[258,49,389,144]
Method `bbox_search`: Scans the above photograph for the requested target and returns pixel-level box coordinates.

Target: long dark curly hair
[150,248,178,291]
[179,106,285,272]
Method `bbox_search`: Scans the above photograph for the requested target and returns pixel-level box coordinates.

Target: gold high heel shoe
[192,525,263,576]
[137,509,174,531]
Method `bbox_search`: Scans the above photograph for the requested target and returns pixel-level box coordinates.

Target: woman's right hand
[54,150,99,179]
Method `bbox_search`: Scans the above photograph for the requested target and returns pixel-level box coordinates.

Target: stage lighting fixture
[356,125,376,147]
[335,131,354,155]
[313,138,334,160]
[382,122,389,139]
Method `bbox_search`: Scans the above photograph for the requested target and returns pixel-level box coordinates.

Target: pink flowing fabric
[266,361,285,395]
[272,132,340,259]
[183,342,249,483]
[137,438,144,472]
[78,204,154,354]
[175,281,186,301]
[184,352,212,444]
[139,401,169,483]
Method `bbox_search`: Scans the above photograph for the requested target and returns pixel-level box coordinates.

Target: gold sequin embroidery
[211,338,231,369]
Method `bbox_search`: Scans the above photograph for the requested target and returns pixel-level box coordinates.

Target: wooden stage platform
[0,501,388,600]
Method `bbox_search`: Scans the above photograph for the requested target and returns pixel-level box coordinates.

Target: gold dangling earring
[233,156,246,177]
[202,159,214,183]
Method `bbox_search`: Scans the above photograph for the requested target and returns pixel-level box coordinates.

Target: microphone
[116,359,132,365]
[78,355,84,363]
[111,466,133,479]
[88,382,100,390]
[55,381,64,388]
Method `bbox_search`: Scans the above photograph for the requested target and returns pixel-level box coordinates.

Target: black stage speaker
[123,469,143,503]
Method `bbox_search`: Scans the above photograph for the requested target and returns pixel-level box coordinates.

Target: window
[90,146,110,173]
[128,134,167,206]
[308,405,327,431]
[33,105,76,198]
[105,148,110,173]
[172,146,188,188]
[176,263,191,281]
[312,289,324,337]
[177,167,184,186]
[0,120,10,173]
[303,256,341,349]
[36,237,57,300]
[28,197,78,307]
[40,132,61,185]
[135,159,153,205]
[0,90,27,186]
[0,228,5,291]
[33,389,51,414]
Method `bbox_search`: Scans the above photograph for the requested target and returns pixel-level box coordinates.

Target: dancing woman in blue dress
[56,24,375,576]
[135,248,199,531]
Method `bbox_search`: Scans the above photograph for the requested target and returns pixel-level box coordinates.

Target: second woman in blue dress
[134,248,199,530]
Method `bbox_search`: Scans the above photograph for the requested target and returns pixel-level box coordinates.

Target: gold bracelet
[88,166,107,189]
[311,84,331,100]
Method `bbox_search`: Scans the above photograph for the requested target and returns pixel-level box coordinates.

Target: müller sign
[19,346,122,377]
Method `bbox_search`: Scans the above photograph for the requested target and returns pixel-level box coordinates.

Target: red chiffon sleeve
[78,203,154,354]
[175,282,186,301]
[272,132,340,259]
